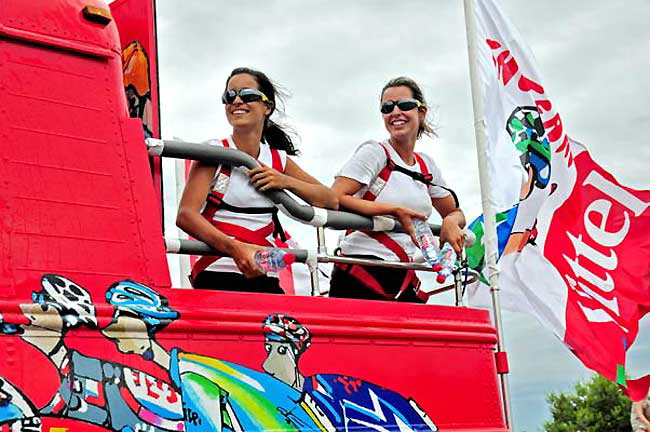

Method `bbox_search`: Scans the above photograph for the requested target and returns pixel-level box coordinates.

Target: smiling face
[224,73,272,133]
[381,85,426,143]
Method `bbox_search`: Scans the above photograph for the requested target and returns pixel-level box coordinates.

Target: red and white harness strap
[191,140,284,282]
[341,142,432,298]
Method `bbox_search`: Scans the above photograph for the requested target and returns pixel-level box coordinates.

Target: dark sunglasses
[380,98,422,114]
[221,88,270,105]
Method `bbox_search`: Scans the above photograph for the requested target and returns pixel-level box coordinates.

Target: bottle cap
[432,263,443,272]
[283,253,296,265]
[436,273,447,284]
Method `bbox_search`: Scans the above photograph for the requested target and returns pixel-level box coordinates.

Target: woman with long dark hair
[177,67,337,292]
[329,77,465,302]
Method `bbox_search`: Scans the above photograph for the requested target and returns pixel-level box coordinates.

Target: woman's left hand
[439,218,466,255]
[249,164,293,191]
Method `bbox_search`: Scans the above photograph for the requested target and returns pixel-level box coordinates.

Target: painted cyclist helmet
[105,280,179,334]
[33,274,98,329]
[506,106,551,189]
[262,314,311,356]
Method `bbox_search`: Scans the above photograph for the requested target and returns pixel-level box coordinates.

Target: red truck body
[0,1,508,430]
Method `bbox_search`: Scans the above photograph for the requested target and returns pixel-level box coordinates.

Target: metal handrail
[154,138,477,303]
[147,138,475,246]
[165,238,478,302]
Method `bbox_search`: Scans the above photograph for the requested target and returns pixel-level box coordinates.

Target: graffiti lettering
[145,376,160,399]
[183,407,201,426]
[334,376,363,395]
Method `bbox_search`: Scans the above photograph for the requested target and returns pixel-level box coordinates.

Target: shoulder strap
[362,142,394,201]
[364,143,437,201]
[202,140,287,240]
[414,152,431,178]
[203,139,232,219]
[413,152,461,208]
[270,147,284,172]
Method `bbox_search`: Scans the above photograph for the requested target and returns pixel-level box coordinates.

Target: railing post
[316,227,327,254]
[454,250,466,306]
[306,250,320,297]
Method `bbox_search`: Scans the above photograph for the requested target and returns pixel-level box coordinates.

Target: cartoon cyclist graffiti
[0,274,184,432]
[100,281,330,432]
[262,314,439,432]
[105,290,438,430]
[2,276,438,431]
[0,377,41,431]
[466,106,554,280]
[261,314,311,390]
[102,279,179,369]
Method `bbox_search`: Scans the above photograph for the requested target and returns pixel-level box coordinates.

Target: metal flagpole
[462,0,514,428]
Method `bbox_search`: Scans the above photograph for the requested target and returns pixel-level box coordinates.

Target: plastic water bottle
[254,248,296,275]
[413,219,443,272]
[435,243,457,284]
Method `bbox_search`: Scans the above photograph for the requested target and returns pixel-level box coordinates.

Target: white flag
[465,0,650,399]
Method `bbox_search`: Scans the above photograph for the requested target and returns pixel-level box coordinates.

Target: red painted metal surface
[0,1,508,430]
[110,0,164,215]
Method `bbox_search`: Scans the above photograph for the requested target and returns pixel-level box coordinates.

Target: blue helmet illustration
[106,280,179,334]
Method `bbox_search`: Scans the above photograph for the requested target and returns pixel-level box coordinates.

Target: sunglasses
[380,98,422,114]
[222,88,270,105]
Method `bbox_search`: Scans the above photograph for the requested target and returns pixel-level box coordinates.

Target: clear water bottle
[254,248,296,275]
[435,243,457,284]
[413,219,443,272]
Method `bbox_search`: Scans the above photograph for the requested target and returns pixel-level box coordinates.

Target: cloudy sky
[151,1,650,430]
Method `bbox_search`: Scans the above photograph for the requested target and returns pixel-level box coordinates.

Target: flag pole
[462,0,513,428]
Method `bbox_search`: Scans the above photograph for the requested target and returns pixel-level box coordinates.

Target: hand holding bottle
[414,219,443,271]
[254,248,296,276]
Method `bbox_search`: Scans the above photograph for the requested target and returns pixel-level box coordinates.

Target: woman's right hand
[229,241,266,279]
[390,206,426,244]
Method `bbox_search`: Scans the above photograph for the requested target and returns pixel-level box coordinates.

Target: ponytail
[263,119,298,156]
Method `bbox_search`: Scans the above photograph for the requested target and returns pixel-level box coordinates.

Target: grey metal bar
[146,138,452,236]
[165,238,478,282]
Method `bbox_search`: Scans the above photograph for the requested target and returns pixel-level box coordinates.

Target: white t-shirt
[335,140,450,261]
[202,137,287,273]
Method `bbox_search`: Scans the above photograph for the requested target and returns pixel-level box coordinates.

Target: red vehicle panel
[0,1,508,430]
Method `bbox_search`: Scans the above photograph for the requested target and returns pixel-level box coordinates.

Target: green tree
[544,374,632,432]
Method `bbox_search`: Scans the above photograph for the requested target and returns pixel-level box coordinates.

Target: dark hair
[226,67,298,156]
[381,77,436,139]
